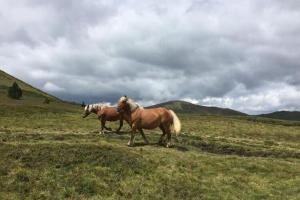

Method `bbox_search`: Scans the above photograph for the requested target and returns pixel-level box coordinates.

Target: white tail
[169,110,181,135]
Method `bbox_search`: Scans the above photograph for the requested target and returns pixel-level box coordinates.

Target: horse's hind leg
[101,117,112,132]
[158,125,167,145]
[99,118,105,134]
[103,122,112,131]
[116,119,123,134]
[163,124,172,148]
[104,125,112,131]
[138,128,149,145]
[166,131,172,148]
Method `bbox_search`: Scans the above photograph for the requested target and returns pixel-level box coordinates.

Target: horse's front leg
[139,128,149,145]
[99,118,106,134]
[128,124,137,146]
[116,119,123,134]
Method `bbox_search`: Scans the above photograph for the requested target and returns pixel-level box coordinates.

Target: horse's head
[82,105,92,118]
[117,95,130,113]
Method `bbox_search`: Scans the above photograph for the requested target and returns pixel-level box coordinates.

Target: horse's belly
[106,116,119,121]
[102,110,120,121]
[141,122,159,129]
[140,114,160,129]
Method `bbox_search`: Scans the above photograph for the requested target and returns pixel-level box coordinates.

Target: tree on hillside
[43,97,50,104]
[8,82,23,99]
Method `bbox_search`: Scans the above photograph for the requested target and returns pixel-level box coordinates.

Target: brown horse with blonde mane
[117,96,181,147]
[82,103,124,134]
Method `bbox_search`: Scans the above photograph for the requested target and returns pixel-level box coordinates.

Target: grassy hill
[148,100,247,116]
[0,69,79,112]
[259,111,300,121]
[0,69,300,199]
[0,69,59,100]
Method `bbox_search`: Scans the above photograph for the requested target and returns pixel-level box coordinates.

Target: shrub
[8,82,23,99]
[43,97,50,104]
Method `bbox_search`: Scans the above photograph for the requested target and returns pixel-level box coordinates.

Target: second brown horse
[82,103,124,134]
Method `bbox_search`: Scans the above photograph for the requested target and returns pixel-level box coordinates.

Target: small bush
[43,98,50,104]
[8,82,23,99]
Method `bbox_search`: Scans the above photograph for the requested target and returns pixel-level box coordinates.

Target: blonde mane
[119,96,143,112]
[85,103,110,112]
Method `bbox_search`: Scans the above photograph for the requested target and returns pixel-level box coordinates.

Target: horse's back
[99,107,120,121]
[139,107,172,128]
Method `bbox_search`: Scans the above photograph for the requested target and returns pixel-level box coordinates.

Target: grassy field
[0,102,300,200]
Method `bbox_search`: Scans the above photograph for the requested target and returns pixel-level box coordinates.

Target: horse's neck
[90,104,102,113]
[91,109,98,114]
[127,100,140,112]
[126,107,141,124]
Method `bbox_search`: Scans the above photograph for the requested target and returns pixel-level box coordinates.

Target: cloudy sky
[1,0,300,114]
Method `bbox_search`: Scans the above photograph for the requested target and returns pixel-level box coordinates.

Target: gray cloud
[1,0,300,114]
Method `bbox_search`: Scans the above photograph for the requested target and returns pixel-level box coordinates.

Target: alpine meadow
[1,0,300,199]
[0,70,300,199]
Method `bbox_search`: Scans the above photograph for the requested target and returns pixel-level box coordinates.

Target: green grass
[0,103,300,200]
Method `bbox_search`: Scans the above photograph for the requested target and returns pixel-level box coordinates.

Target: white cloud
[200,83,300,114]
[43,82,65,92]
[0,0,300,114]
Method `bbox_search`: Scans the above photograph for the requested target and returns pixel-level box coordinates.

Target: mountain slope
[259,111,300,121]
[0,69,59,100]
[147,100,247,116]
[0,69,78,112]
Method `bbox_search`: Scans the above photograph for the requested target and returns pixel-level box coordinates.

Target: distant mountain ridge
[147,100,247,116]
[1,69,300,121]
[259,111,300,121]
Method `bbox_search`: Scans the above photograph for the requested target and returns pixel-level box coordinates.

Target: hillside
[259,111,300,121]
[148,100,247,116]
[0,69,79,112]
[0,69,59,100]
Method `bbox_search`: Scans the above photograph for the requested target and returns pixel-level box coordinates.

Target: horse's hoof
[127,141,134,147]
[166,143,172,148]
